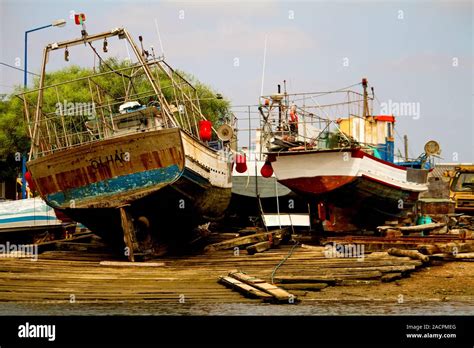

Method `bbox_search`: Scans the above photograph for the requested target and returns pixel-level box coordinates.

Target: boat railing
[17,59,208,159]
[232,101,357,157]
[255,88,375,153]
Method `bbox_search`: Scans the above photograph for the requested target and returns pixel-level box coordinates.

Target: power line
[0,62,40,76]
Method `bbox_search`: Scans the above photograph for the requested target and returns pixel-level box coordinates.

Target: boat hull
[269,149,428,231]
[27,128,232,245]
[28,128,185,209]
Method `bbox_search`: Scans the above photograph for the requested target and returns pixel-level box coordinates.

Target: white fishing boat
[260,79,430,231]
[0,198,65,234]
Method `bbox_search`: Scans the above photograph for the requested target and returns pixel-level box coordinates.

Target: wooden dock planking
[0,245,429,304]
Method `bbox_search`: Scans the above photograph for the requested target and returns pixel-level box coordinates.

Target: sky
[0,0,472,162]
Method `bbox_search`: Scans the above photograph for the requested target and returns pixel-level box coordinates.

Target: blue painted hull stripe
[0,216,56,223]
[46,164,181,207]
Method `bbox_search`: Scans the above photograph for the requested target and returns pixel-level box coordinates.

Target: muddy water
[0,301,473,316]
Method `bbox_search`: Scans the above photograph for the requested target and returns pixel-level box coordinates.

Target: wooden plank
[218,276,273,300]
[399,223,446,232]
[119,206,137,262]
[228,271,297,302]
[431,253,474,260]
[246,241,272,255]
[238,227,262,236]
[300,244,326,251]
[100,261,165,267]
[204,228,288,252]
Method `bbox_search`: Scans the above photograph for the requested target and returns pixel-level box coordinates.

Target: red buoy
[235,153,247,173]
[260,161,273,178]
[199,120,212,142]
[25,171,36,192]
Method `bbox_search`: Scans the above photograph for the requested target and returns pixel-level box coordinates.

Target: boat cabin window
[109,105,166,137]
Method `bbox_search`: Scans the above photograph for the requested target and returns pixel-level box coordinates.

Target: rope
[87,42,131,80]
[270,241,300,284]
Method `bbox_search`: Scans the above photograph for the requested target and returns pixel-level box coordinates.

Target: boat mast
[362,78,369,118]
[277,84,282,130]
[404,135,409,161]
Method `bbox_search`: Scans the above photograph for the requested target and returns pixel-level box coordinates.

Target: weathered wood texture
[227,270,297,303]
[204,228,289,252]
[246,241,272,255]
[0,244,427,304]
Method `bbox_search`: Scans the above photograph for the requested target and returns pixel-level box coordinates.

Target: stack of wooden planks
[323,234,474,253]
[204,228,289,253]
[218,270,297,303]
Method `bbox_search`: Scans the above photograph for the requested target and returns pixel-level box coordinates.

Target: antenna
[124,40,132,62]
[154,18,165,58]
[259,34,268,101]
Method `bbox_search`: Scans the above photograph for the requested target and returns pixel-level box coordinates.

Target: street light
[23,18,66,88]
[22,18,66,199]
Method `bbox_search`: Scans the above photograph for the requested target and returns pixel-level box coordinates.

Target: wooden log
[300,244,326,251]
[238,227,262,236]
[204,228,289,252]
[387,248,430,263]
[228,271,297,302]
[218,276,273,300]
[99,261,165,267]
[214,233,240,238]
[416,244,440,255]
[246,241,272,255]
[399,223,446,233]
[119,206,139,262]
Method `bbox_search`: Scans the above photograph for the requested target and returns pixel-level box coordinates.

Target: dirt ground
[304,261,474,303]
